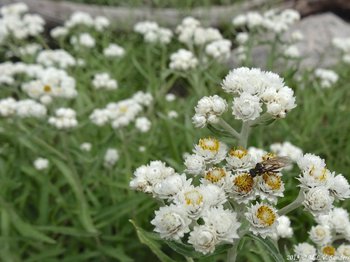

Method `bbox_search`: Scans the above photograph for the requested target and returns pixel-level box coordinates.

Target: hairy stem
[278,189,304,216]
[238,121,251,148]
[218,119,241,139]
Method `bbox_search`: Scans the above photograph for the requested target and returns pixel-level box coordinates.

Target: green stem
[278,189,304,216]
[227,240,239,262]
[218,119,241,139]
[238,121,251,148]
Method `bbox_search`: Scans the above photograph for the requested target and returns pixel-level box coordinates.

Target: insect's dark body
[248,156,292,178]
[249,163,265,177]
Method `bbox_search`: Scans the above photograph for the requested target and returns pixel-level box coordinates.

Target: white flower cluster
[205,39,232,62]
[135,117,152,133]
[270,141,303,170]
[22,68,77,104]
[92,73,118,90]
[192,95,228,128]
[48,108,78,130]
[70,33,96,48]
[169,49,198,71]
[176,17,223,46]
[297,153,350,216]
[232,9,300,33]
[332,37,350,64]
[294,207,350,261]
[90,91,153,129]
[104,148,119,168]
[134,21,173,44]
[221,67,296,121]
[131,136,302,254]
[314,68,339,89]
[18,43,42,57]
[51,11,110,35]
[103,43,125,58]
[0,97,47,118]
[0,62,45,85]
[33,158,49,171]
[36,49,76,69]
[0,3,44,41]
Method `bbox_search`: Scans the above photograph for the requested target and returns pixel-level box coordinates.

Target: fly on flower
[249,156,292,177]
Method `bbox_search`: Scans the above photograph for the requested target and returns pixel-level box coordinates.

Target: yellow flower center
[43,85,52,93]
[315,227,326,238]
[262,172,282,190]
[256,205,276,226]
[322,246,336,256]
[229,147,248,159]
[119,106,128,113]
[205,168,226,183]
[262,153,276,161]
[184,190,203,206]
[199,138,220,152]
[233,173,254,193]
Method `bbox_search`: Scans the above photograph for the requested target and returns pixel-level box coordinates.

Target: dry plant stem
[278,189,305,216]
[218,119,241,139]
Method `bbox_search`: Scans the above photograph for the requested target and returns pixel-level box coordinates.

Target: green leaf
[207,124,235,138]
[129,220,176,262]
[4,207,56,244]
[165,240,230,259]
[246,234,285,262]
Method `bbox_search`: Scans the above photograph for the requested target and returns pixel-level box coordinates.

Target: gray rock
[229,13,350,70]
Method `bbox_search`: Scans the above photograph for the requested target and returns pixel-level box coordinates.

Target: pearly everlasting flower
[169,49,198,71]
[337,245,350,260]
[297,154,333,188]
[329,174,350,200]
[174,186,206,219]
[320,245,336,259]
[165,93,176,102]
[200,184,227,207]
[80,142,92,152]
[284,45,300,58]
[255,172,285,204]
[151,205,191,240]
[134,117,151,133]
[103,43,125,58]
[153,174,192,199]
[275,215,293,238]
[294,243,316,262]
[205,39,232,61]
[230,172,256,203]
[94,16,109,31]
[314,69,338,89]
[167,110,178,119]
[328,208,350,234]
[36,49,76,69]
[184,154,206,176]
[48,108,78,130]
[104,148,119,168]
[50,26,68,38]
[130,161,175,194]
[92,73,118,90]
[192,95,227,128]
[132,91,153,106]
[0,97,17,117]
[303,187,334,216]
[226,147,255,171]
[202,206,240,243]
[64,11,94,28]
[270,141,303,163]
[18,43,41,56]
[232,92,262,121]
[15,99,47,118]
[245,202,278,238]
[201,167,232,191]
[188,225,218,254]
[236,32,249,44]
[309,225,332,246]
[33,158,49,171]
[89,108,110,126]
[193,137,227,164]
[71,33,95,48]
[134,21,173,44]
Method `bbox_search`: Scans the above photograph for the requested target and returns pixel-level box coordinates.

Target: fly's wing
[260,156,293,172]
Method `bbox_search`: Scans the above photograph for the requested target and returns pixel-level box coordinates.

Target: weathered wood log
[0,0,271,29]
